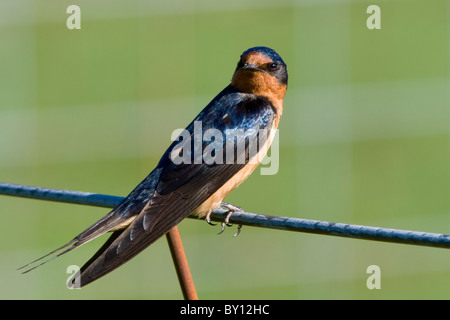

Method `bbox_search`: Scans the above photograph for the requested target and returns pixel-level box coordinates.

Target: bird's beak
[240,63,262,72]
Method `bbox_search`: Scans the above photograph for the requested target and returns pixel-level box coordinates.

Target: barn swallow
[19,46,288,287]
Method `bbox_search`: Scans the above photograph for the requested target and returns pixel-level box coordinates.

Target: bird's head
[231,46,288,102]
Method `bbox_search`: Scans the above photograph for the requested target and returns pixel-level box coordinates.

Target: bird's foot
[205,210,217,226]
[218,202,243,237]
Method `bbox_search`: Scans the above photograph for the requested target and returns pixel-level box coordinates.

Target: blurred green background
[0,0,449,299]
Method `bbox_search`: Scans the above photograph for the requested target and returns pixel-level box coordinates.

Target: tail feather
[69,229,125,287]
[18,210,135,274]
[18,239,78,274]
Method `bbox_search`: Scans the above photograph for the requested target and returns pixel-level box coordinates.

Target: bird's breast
[193,119,279,218]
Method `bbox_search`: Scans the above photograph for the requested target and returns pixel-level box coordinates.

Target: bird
[19,46,288,287]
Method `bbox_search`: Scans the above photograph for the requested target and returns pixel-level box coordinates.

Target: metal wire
[1,182,449,249]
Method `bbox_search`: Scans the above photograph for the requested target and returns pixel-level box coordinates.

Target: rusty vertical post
[166,226,198,300]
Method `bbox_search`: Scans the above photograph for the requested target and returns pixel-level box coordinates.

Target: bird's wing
[75,93,277,286]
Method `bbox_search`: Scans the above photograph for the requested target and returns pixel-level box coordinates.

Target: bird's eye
[268,62,278,70]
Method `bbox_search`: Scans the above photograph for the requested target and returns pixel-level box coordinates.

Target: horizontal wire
[1,182,449,249]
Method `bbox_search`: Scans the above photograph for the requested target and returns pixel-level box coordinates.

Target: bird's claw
[205,203,244,236]
[205,210,217,226]
[233,224,242,237]
[217,202,243,236]
[217,211,234,235]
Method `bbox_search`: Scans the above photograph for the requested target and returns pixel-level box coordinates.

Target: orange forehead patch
[242,52,273,66]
